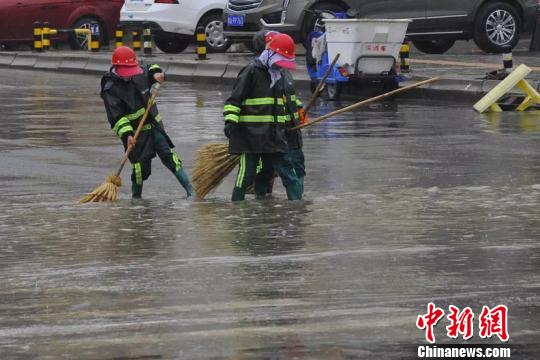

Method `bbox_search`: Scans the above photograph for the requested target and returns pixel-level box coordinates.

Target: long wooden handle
[291,77,440,131]
[115,83,161,176]
[303,53,340,114]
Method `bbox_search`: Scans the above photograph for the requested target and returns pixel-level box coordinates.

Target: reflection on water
[0,70,539,359]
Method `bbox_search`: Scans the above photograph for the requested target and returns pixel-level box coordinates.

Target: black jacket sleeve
[102,90,134,143]
[223,66,252,124]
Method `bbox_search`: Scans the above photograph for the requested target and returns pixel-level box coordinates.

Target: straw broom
[193,77,439,200]
[79,84,161,203]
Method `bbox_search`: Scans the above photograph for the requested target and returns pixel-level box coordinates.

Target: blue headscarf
[258,49,283,88]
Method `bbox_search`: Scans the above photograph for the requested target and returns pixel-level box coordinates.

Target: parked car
[223,0,540,54]
[0,0,123,50]
[120,0,229,54]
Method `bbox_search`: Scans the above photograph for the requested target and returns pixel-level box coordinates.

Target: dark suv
[224,0,540,53]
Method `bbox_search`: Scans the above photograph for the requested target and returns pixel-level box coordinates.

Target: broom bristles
[192,143,239,199]
[79,175,122,203]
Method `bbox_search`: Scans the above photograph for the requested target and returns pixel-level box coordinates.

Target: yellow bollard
[42,22,50,50]
[90,22,100,52]
[33,21,43,52]
[399,41,410,73]
[132,31,141,51]
[143,22,152,56]
[196,26,207,60]
[115,25,124,49]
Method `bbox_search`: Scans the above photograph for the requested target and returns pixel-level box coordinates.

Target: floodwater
[0,69,539,359]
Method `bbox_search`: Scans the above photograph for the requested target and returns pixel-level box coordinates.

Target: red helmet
[267,33,295,59]
[111,46,138,66]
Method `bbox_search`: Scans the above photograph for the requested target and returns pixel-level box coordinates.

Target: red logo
[417,304,509,343]
[416,303,445,344]
[446,305,474,340]
[479,305,509,342]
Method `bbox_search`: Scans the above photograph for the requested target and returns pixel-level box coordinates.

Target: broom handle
[114,83,161,177]
[303,53,340,114]
[290,77,440,131]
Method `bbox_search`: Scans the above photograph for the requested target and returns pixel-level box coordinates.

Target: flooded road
[0,69,539,359]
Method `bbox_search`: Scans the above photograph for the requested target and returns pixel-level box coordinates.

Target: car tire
[154,35,190,54]
[199,13,231,53]
[302,2,346,43]
[69,17,105,50]
[473,1,521,53]
[412,39,455,54]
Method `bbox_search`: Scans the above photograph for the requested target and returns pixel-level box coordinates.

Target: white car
[120,0,228,53]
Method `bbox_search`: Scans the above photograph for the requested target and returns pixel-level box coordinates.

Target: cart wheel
[325,83,342,101]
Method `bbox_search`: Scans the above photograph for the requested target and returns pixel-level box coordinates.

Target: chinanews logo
[415,303,511,359]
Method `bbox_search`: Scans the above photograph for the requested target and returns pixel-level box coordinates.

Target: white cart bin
[323,19,410,76]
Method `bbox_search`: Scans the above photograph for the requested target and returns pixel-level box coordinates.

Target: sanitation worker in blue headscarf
[222,33,302,202]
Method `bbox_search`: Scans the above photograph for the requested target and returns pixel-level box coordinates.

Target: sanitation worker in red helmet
[250,31,307,198]
[100,46,193,198]
[223,33,302,201]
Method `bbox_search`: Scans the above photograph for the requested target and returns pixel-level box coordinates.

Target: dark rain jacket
[223,60,289,155]
[281,70,303,150]
[100,64,174,163]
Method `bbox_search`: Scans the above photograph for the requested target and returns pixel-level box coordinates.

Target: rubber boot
[254,182,268,199]
[299,177,304,197]
[132,182,143,199]
[286,181,303,201]
[232,187,246,202]
[175,169,193,197]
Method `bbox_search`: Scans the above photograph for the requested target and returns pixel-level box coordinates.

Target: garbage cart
[307,16,410,100]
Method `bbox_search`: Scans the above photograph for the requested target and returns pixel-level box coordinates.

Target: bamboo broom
[79,83,161,203]
[193,77,439,200]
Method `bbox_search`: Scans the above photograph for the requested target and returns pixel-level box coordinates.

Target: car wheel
[325,82,342,101]
[199,13,231,53]
[154,35,190,54]
[302,2,346,43]
[473,1,521,53]
[412,39,455,54]
[69,17,104,50]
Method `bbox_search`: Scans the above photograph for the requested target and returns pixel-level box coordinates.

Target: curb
[58,55,89,72]
[11,53,38,68]
[0,51,514,101]
[34,55,62,70]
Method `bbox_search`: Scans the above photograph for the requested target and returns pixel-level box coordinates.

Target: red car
[0,0,124,49]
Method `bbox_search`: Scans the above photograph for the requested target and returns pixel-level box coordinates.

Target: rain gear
[223,60,302,201]
[101,64,193,197]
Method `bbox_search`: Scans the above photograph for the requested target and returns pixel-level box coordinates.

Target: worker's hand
[153,73,165,84]
[127,136,136,148]
[224,123,236,139]
[298,108,308,125]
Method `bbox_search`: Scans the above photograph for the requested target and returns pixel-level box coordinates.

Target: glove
[298,108,308,125]
[224,122,236,139]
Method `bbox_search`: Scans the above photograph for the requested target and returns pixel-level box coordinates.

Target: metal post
[530,16,540,52]
[33,21,43,52]
[399,40,410,73]
[143,22,152,57]
[115,25,124,49]
[196,26,207,60]
[132,31,141,51]
[42,22,50,51]
[502,46,513,72]
[90,22,100,52]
